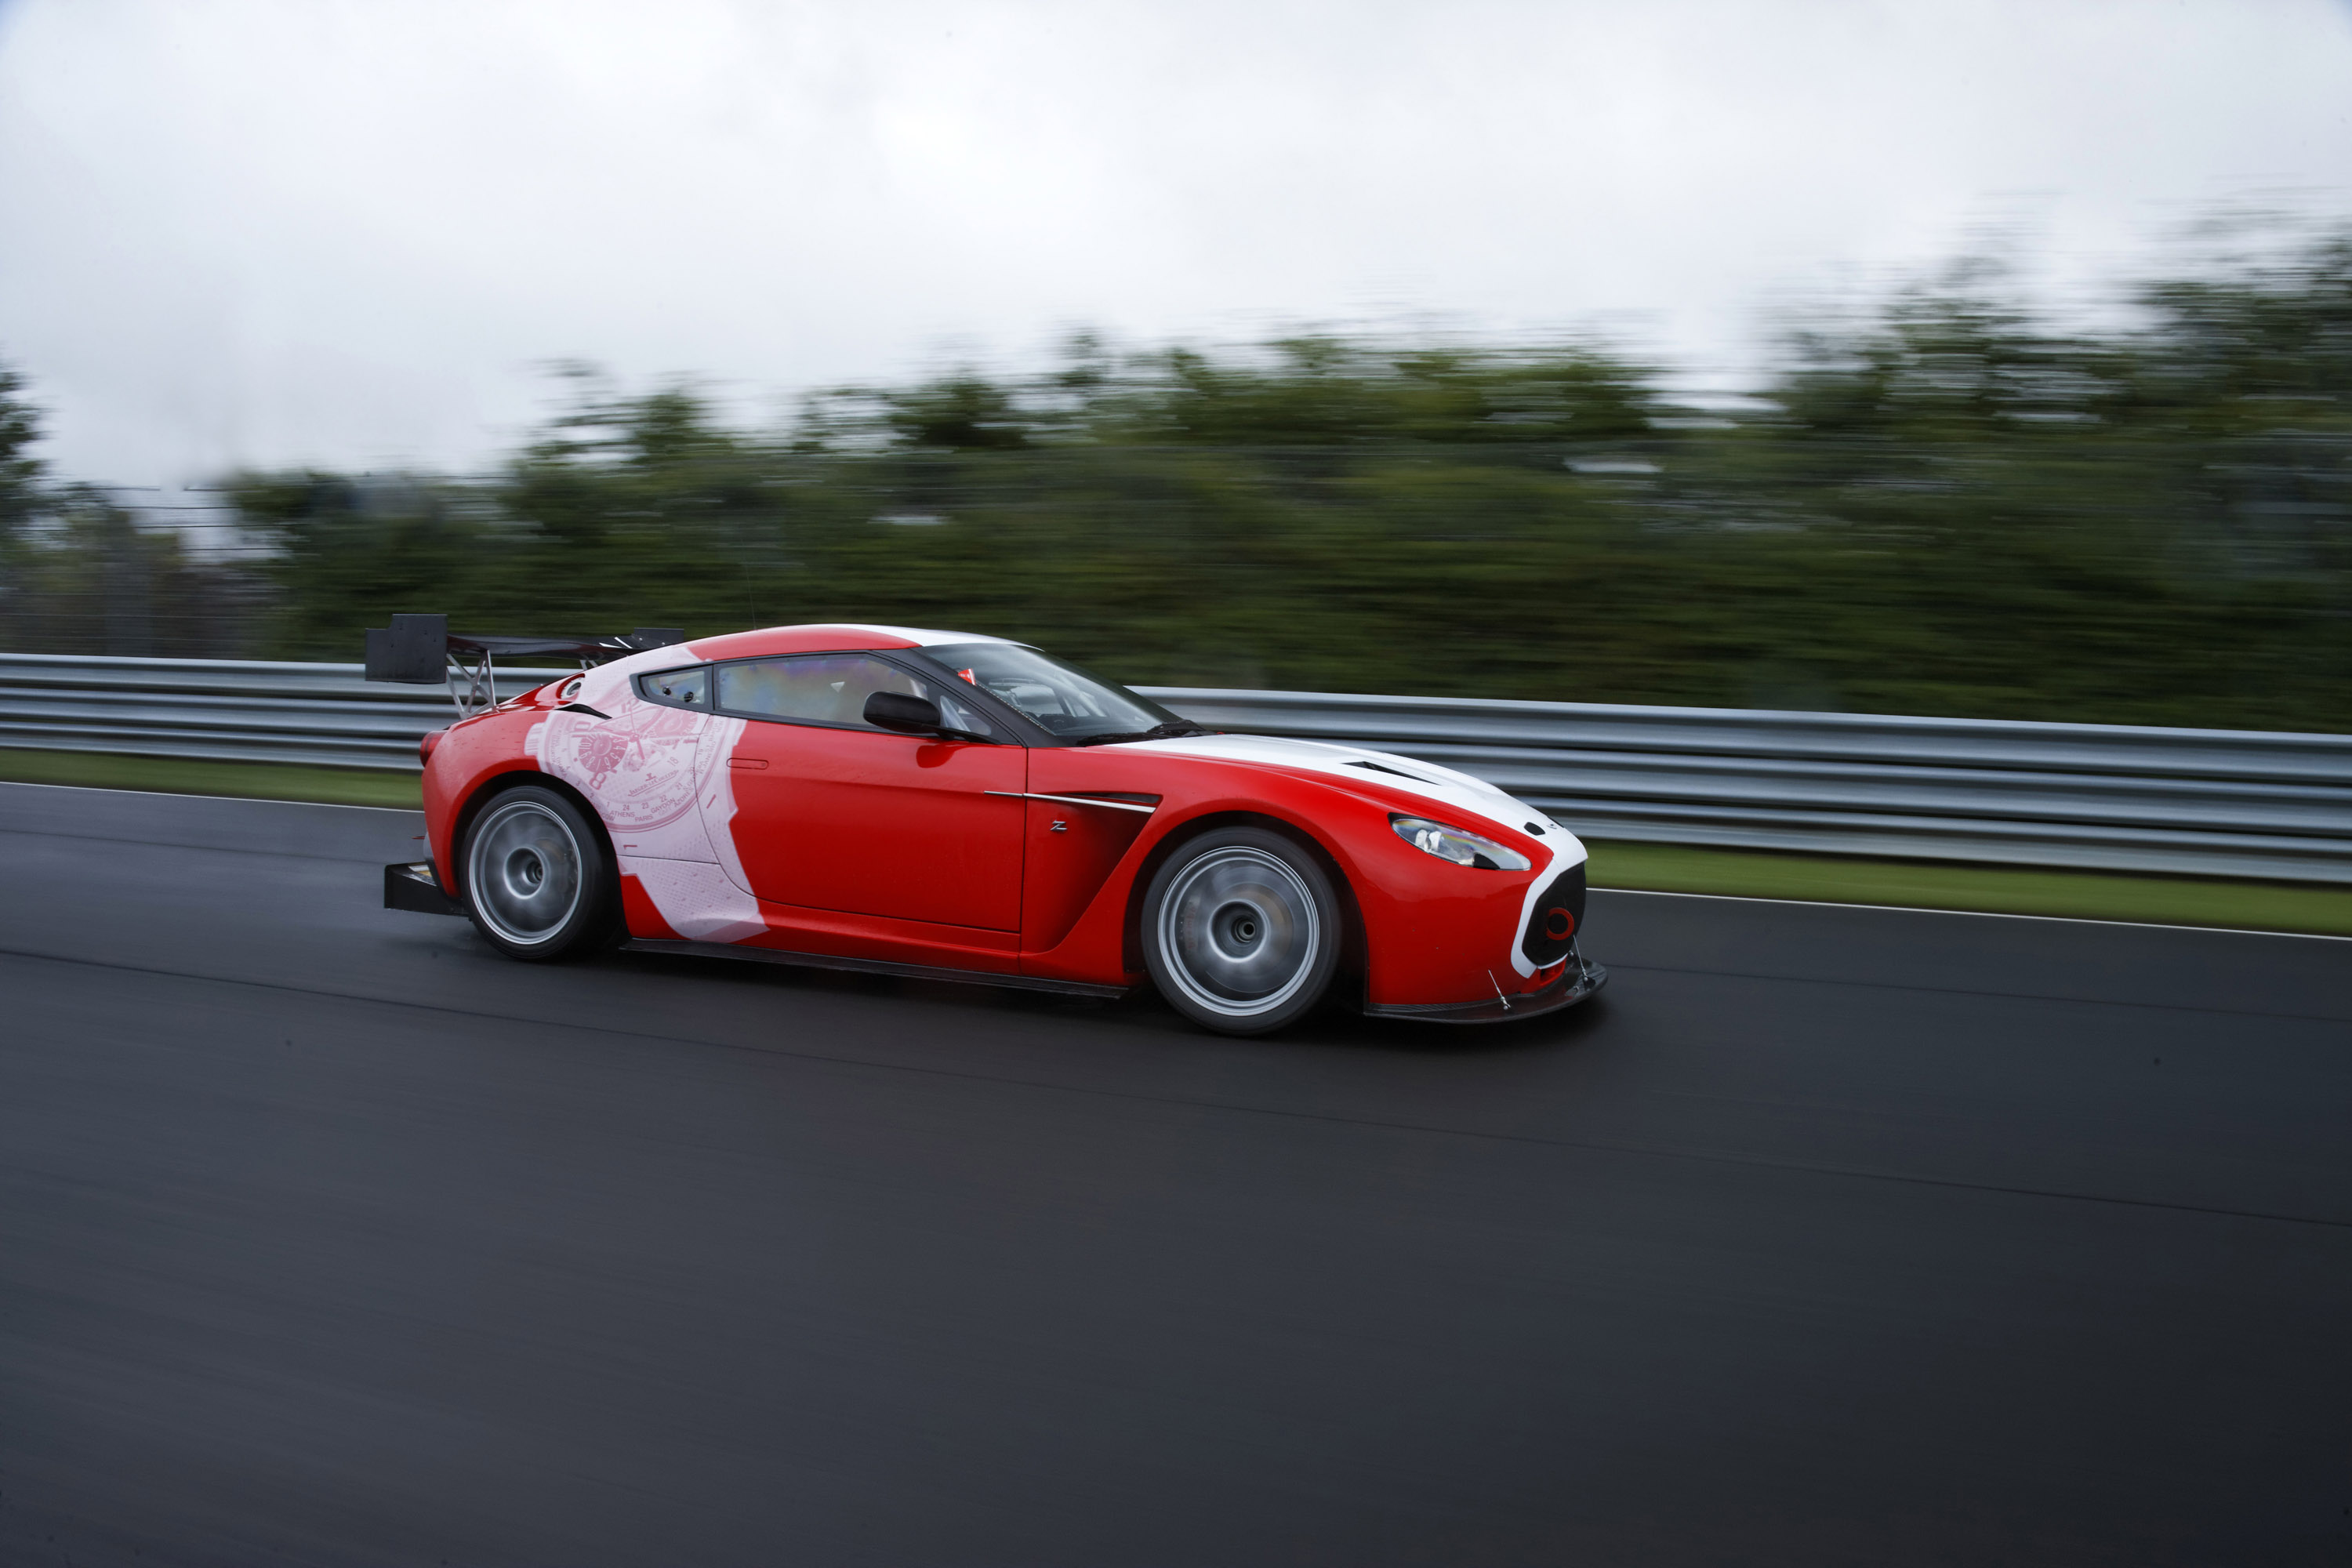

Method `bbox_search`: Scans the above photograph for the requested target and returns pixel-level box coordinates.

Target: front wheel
[1142,826,1342,1036]
[460,785,613,960]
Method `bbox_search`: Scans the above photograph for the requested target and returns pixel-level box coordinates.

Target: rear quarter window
[636,667,710,708]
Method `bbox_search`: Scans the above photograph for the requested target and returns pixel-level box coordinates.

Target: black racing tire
[1141,826,1342,1036]
[459,785,613,961]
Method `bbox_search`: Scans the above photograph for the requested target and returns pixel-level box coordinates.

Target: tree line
[5,227,2349,731]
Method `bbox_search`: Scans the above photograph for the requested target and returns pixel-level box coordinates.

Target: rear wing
[365,614,684,716]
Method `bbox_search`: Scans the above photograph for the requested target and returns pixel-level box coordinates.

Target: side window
[715,654,994,736]
[635,666,709,708]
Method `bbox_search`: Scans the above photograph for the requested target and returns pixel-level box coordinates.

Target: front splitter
[1363,956,1608,1025]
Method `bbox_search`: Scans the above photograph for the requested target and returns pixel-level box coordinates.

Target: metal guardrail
[1142,688,2352,885]
[4,652,2349,884]
[0,652,501,773]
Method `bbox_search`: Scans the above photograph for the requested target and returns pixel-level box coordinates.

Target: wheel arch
[448,766,620,909]
[1120,809,1368,991]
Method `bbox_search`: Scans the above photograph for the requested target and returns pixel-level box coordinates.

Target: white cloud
[1,0,2347,482]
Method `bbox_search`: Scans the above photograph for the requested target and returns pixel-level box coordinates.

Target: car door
[706,652,1027,932]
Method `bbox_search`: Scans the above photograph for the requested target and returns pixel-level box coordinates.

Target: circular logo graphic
[544,701,706,831]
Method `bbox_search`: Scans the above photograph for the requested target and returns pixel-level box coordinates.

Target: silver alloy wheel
[466,798,585,947]
[1155,846,1323,1020]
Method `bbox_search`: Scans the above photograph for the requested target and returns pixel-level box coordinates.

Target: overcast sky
[2,0,2349,485]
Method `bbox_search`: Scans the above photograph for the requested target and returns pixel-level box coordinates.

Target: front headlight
[1390,815,1530,871]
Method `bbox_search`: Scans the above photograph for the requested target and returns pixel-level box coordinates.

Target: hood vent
[1348,758,1438,785]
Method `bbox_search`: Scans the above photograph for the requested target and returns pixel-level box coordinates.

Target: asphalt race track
[2,782,2347,1566]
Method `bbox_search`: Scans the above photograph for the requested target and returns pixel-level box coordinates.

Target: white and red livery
[381,622,1605,1034]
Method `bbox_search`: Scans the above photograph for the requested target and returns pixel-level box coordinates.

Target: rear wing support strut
[446,643,499,719]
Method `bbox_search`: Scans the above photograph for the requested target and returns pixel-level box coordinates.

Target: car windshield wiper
[1071,719,1212,746]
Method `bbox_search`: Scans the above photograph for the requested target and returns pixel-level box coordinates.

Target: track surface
[2,782,2347,1566]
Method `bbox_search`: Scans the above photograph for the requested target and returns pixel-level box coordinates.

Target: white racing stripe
[815,623,1013,648]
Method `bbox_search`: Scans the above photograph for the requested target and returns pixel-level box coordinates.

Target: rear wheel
[1142,826,1341,1036]
[460,786,612,960]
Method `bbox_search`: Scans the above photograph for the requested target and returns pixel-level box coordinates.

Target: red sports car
[374,619,1605,1034]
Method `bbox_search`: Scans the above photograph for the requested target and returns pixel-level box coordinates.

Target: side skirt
[619,938,1130,1000]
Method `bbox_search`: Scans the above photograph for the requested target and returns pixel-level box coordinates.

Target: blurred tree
[883,375,1033,450]
[16,224,2352,731]
[0,355,47,614]
[0,358,41,524]
[0,358,42,649]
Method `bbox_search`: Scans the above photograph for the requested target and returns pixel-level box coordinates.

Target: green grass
[4,747,2344,937]
[1586,839,2352,938]
[0,748,422,809]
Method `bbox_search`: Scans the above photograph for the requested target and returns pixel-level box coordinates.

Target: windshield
[915,643,1193,742]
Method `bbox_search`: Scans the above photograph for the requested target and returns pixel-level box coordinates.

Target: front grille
[1520,862,1588,968]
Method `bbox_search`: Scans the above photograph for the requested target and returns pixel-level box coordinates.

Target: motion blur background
[2,0,2349,729]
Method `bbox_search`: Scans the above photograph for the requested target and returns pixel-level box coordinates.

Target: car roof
[679,622,1010,663]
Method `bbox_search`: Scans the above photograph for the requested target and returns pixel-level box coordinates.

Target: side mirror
[865,690,946,735]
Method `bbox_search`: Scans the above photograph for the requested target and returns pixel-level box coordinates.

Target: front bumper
[1363,951,1608,1025]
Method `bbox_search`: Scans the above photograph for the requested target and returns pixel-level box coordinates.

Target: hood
[1118,731,1581,858]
